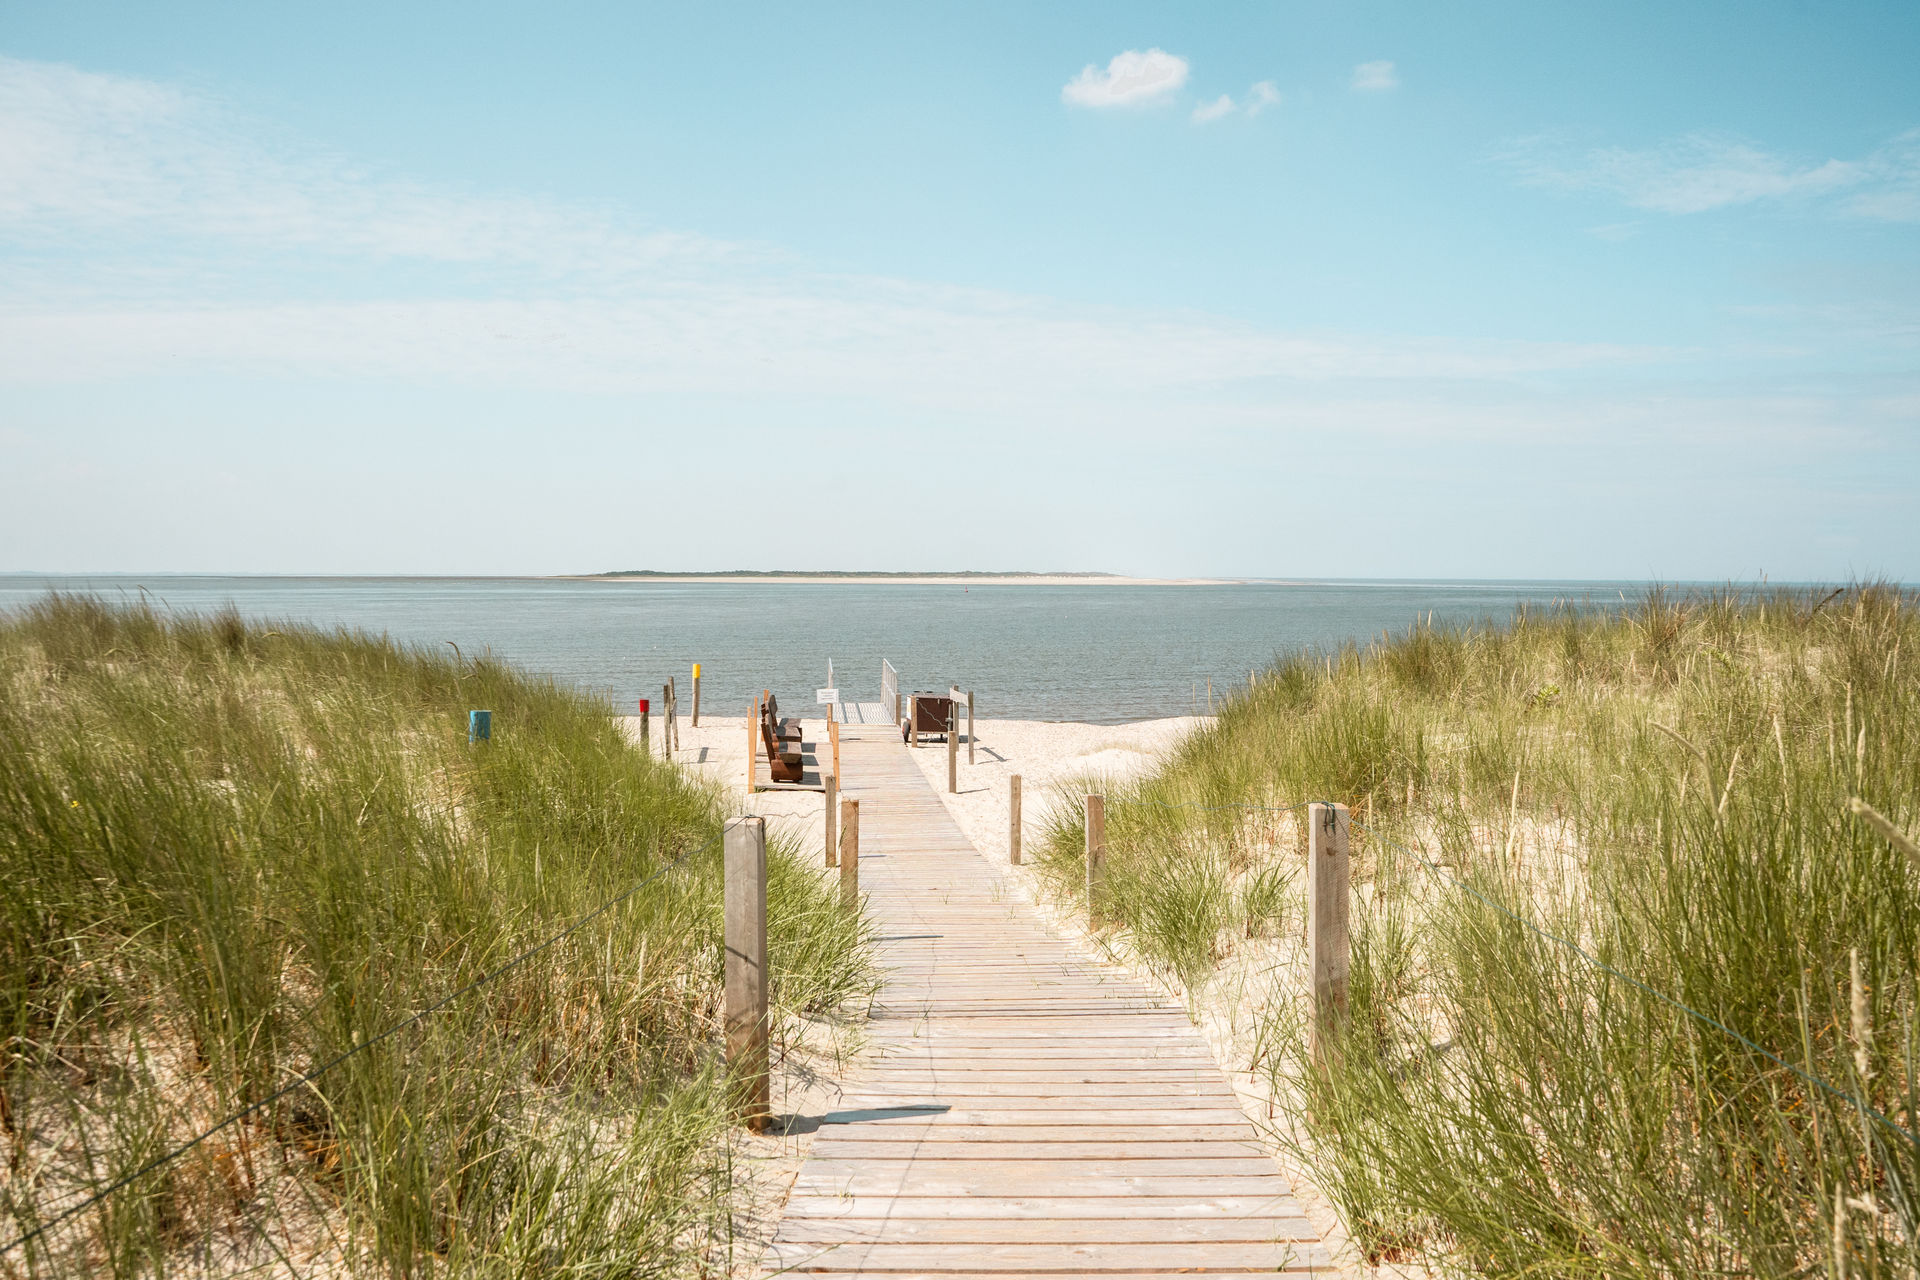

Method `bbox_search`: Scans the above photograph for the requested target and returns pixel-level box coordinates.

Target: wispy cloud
[0,54,1674,407]
[1351,61,1397,92]
[1191,94,1236,124]
[1191,80,1280,125]
[1503,129,1920,220]
[0,55,726,274]
[1061,49,1188,108]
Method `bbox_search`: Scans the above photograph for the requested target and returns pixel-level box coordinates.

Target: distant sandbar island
[576,570,1237,585]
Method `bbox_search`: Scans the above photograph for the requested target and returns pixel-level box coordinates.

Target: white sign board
[816,688,840,704]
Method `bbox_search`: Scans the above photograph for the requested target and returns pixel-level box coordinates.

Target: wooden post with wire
[967,690,975,765]
[947,705,958,793]
[744,695,758,795]
[1009,774,1023,865]
[839,798,859,908]
[1084,793,1105,924]
[824,773,838,868]
[723,815,769,1130]
[662,684,673,757]
[691,663,702,727]
[1307,801,1351,1068]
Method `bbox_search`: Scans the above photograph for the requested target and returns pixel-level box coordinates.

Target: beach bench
[759,696,806,784]
[763,692,803,744]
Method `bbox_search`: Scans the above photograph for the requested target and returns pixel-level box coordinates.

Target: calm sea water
[0,576,1656,723]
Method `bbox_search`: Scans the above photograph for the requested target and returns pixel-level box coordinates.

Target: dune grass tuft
[1038,584,1919,1274]
[0,594,874,1277]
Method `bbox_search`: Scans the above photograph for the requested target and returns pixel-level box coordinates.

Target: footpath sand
[616,711,1380,1277]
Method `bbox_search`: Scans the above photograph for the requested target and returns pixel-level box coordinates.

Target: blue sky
[1,1,1915,578]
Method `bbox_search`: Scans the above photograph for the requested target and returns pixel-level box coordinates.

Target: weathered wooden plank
[825,1081,1243,1099]
[787,1272,1325,1280]
[763,1240,1327,1271]
[790,1171,1294,1197]
[773,1214,1316,1243]
[819,1107,1259,1127]
[808,1125,1257,1143]
[810,1140,1268,1161]
[779,1194,1298,1221]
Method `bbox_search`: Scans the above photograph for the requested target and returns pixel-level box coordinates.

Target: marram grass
[0,595,875,1278]
[1039,585,1919,1277]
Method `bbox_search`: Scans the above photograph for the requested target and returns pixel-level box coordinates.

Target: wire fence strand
[0,830,719,1260]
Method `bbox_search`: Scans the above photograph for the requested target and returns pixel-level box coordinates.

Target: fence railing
[880,659,899,724]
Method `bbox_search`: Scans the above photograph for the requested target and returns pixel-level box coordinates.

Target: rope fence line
[1094,793,1917,1149]
[0,831,720,1261]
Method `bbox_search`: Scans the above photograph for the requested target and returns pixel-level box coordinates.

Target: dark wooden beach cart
[903,692,955,745]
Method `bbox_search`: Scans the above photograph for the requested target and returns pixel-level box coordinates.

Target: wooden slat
[764,1240,1333,1272]
[775,1215,1317,1243]
[764,724,1322,1276]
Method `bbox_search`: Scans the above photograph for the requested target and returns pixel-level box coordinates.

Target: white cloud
[1191,94,1235,124]
[1061,48,1188,108]
[1351,60,1398,91]
[1503,130,1920,220]
[1246,81,1281,116]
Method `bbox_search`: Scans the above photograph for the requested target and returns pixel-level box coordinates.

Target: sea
[0,576,1661,723]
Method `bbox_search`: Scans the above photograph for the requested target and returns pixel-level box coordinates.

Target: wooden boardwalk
[766,724,1329,1277]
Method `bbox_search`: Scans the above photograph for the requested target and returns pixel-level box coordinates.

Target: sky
[1,1,1916,579]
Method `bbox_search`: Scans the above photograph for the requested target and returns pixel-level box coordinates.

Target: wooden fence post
[1307,801,1351,1068]
[745,696,758,795]
[662,684,673,757]
[723,815,769,1130]
[830,715,841,784]
[638,698,650,755]
[908,695,919,747]
[839,798,859,909]
[947,706,958,794]
[1009,774,1023,865]
[824,773,838,868]
[967,691,975,765]
[691,663,701,727]
[1084,793,1105,924]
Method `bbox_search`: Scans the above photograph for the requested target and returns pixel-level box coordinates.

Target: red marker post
[639,698,651,756]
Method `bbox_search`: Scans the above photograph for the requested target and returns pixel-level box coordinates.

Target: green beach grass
[0,595,875,1277]
[1035,585,1919,1275]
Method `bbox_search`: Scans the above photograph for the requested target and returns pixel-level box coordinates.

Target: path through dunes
[765,723,1329,1277]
